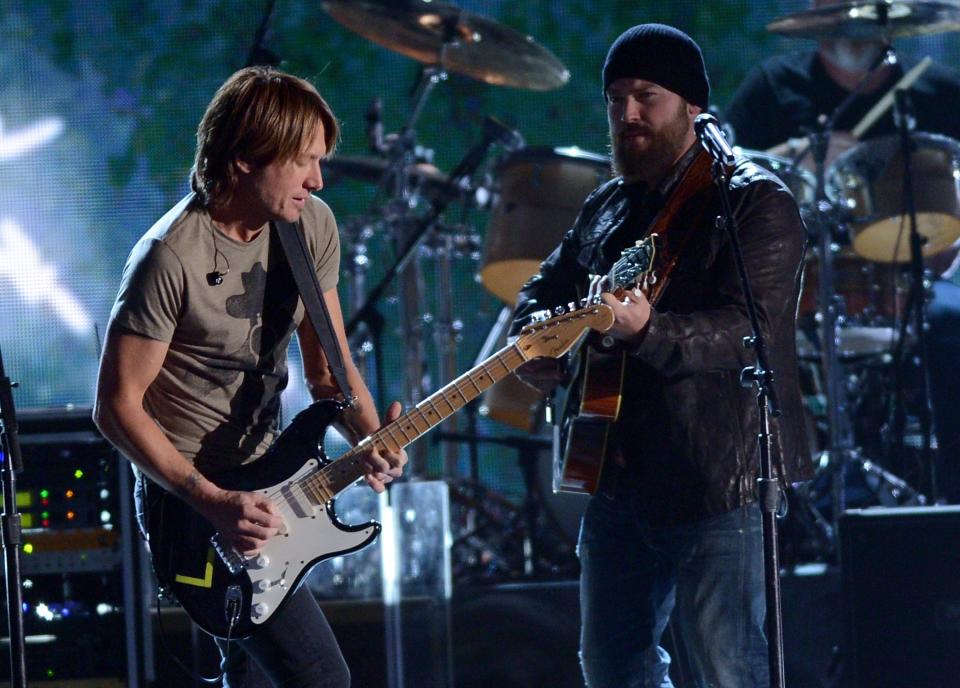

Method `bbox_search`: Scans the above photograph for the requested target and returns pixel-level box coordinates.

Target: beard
[610,100,692,184]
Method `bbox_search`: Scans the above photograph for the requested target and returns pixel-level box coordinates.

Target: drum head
[479,146,609,304]
[827,132,960,262]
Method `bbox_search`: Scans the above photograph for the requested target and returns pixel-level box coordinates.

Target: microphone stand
[709,157,787,688]
[0,345,27,687]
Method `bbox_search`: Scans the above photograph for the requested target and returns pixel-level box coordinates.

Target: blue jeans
[215,585,350,688]
[578,497,768,688]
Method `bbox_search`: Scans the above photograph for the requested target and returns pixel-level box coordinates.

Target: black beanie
[602,24,710,109]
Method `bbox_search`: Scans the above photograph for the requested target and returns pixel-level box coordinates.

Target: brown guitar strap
[640,147,724,306]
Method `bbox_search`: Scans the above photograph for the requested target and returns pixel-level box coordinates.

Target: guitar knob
[255,555,270,568]
[553,306,565,315]
[252,602,269,618]
[255,579,270,593]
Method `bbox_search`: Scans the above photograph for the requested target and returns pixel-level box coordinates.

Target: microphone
[365,97,384,154]
[694,113,736,167]
[206,270,225,286]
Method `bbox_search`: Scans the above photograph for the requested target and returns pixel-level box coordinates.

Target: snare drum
[479,146,609,304]
[799,247,906,358]
[827,132,960,263]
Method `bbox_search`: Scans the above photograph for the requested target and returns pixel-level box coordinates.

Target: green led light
[41,511,49,520]
[39,489,49,499]
[74,469,84,479]
[46,669,54,678]
[22,543,33,554]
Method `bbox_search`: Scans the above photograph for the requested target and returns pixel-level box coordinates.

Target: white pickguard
[242,460,379,625]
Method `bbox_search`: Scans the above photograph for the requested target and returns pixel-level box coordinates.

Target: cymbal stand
[888,88,936,498]
[790,44,900,546]
[345,66,448,477]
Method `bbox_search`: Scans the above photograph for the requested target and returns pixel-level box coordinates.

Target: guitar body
[554,339,626,494]
[146,399,380,639]
[139,304,614,638]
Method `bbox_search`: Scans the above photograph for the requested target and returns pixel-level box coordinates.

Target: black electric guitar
[147,305,614,639]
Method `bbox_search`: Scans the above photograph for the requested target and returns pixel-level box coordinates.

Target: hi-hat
[768,0,960,41]
[321,0,570,91]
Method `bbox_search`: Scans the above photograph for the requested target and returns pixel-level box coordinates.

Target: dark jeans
[578,496,768,688]
[133,475,350,688]
[928,278,960,503]
[215,585,349,688]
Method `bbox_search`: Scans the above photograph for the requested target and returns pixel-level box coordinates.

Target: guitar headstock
[610,234,658,294]
[516,304,615,360]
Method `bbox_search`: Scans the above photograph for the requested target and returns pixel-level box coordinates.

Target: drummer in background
[725,0,960,504]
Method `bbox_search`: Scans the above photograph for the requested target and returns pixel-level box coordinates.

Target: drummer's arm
[929,240,960,280]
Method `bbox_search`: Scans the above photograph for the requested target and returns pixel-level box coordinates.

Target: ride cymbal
[767,0,960,41]
[321,0,570,90]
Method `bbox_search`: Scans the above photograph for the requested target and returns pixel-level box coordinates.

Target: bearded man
[512,24,811,688]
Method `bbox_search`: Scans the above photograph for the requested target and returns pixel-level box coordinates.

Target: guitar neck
[303,343,528,500]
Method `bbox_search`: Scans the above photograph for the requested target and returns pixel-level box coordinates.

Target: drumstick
[852,56,932,139]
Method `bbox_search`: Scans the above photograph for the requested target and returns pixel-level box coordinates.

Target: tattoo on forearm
[182,469,203,495]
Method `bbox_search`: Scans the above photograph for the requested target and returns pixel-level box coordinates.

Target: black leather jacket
[513,151,812,524]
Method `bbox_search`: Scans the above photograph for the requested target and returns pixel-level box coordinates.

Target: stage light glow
[0,115,63,160]
[0,219,93,335]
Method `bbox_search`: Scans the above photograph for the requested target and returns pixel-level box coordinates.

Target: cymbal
[767,1,960,41]
[325,155,452,192]
[321,0,570,91]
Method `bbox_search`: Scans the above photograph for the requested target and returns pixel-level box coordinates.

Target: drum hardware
[884,88,938,498]
[773,35,930,558]
[322,0,570,480]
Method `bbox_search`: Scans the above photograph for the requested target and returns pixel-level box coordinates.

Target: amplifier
[840,505,960,688]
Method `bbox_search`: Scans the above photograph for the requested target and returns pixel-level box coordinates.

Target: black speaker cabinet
[840,506,960,688]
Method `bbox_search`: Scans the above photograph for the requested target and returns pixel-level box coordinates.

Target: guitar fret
[466,374,483,394]
[437,391,457,414]
[410,407,431,433]
[420,398,444,422]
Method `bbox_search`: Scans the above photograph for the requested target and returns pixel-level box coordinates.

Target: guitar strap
[641,147,722,306]
[274,220,355,405]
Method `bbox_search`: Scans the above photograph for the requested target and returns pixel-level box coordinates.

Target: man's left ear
[689,104,703,117]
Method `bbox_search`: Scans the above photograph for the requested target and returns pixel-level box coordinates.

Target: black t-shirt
[725,49,960,149]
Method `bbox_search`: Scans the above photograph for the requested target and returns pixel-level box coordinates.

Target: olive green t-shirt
[108,193,340,475]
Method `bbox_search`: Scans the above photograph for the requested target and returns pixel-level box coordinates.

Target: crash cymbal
[325,155,452,192]
[321,0,570,91]
[768,0,960,40]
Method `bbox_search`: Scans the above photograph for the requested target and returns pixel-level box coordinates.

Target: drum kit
[319,0,592,578]
[752,0,960,562]
[321,0,960,575]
